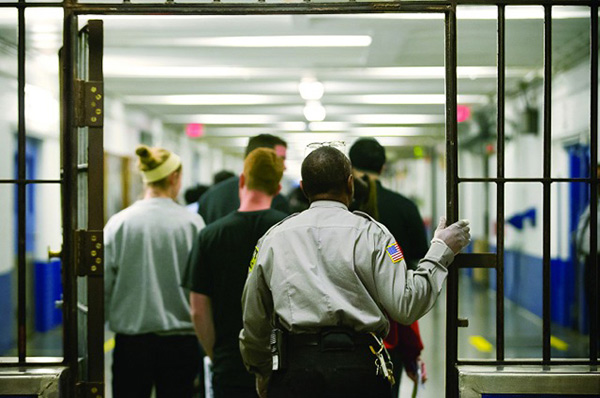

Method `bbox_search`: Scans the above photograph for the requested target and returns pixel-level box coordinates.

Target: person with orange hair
[183,148,287,398]
[104,145,206,398]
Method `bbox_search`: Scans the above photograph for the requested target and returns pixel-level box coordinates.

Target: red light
[457,105,471,123]
[186,123,204,138]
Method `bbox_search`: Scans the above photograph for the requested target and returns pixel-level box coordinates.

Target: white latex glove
[433,217,471,254]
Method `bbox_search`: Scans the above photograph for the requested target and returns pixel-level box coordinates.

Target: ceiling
[0,6,593,177]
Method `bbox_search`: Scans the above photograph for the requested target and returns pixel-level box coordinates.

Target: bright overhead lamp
[164,114,280,124]
[311,7,588,20]
[123,94,285,105]
[303,101,327,122]
[350,127,433,137]
[307,122,349,132]
[299,78,325,101]
[150,35,372,47]
[348,114,445,124]
[350,94,487,105]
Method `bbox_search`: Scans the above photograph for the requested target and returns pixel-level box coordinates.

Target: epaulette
[262,211,300,238]
[352,210,394,238]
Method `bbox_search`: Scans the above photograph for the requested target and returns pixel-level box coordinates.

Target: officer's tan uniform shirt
[239,200,455,377]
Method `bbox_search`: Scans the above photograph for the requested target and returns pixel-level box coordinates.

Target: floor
[17,275,592,398]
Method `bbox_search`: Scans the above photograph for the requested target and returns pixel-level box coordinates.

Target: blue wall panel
[488,248,575,327]
[34,260,62,333]
[0,272,12,355]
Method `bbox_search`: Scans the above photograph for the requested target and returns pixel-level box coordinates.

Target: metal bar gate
[0,1,597,397]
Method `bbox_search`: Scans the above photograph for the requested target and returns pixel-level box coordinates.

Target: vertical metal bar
[16,0,27,365]
[590,2,598,365]
[61,9,79,388]
[542,4,552,364]
[86,19,105,386]
[431,148,438,239]
[445,5,459,398]
[496,3,506,362]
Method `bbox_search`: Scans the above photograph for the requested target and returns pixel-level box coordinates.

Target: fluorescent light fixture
[350,127,436,137]
[356,66,530,79]
[105,62,531,80]
[348,94,487,104]
[299,78,325,100]
[278,122,307,131]
[303,101,326,122]
[312,7,588,20]
[123,94,289,105]
[307,122,350,131]
[149,35,372,47]
[348,114,445,124]
[164,114,280,124]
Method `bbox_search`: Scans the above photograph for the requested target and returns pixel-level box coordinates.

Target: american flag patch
[386,242,404,263]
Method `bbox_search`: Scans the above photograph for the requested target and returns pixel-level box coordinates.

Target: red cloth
[384,320,424,363]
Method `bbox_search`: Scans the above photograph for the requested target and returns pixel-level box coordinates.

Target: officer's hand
[256,375,269,398]
[433,217,471,254]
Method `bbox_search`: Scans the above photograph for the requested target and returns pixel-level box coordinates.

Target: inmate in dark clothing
[182,209,288,390]
[374,181,428,267]
[198,176,290,224]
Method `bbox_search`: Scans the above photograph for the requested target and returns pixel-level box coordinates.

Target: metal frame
[1,0,597,397]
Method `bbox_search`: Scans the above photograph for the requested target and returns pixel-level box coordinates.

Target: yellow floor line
[550,335,569,351]
[469,335,494,352]
[104,337,115,353]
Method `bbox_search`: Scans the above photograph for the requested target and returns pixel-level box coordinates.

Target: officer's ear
[239,173,246,189]
[299,181,307,198]
[275,183,282,196]
[347,174,354,197]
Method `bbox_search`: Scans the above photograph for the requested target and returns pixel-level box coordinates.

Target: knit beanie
[135,145,182,183]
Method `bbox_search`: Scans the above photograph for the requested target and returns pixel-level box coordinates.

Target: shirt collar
[309,200,348,211]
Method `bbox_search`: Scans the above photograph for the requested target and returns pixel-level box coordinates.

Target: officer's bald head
[301,146,353,203]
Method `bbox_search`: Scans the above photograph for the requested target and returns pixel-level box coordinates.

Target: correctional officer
[239,145,470,398]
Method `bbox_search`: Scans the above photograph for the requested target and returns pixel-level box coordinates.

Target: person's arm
[239,244,275,380]
[190,292,215,360]
[103,219,118,322]
[365,217,470,325]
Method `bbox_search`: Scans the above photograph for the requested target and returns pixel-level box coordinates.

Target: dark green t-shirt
[182,209,287,387]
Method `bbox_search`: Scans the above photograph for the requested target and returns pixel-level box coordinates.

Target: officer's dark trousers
[112,333,202,398]
[268,338,391,398]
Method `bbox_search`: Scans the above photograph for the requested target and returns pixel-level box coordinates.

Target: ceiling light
[303,101,326,122]
[312,8,588,20]
[123,94,285,105]
[345,94,487,104]
[348,114,445,124]
[164,114,280,124]
[149,35,372,47]
[307,122,349,131]
[298,78,325,101]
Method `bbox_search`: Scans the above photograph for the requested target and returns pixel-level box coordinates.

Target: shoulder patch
[386,242,404,264]
[249,246,259,273]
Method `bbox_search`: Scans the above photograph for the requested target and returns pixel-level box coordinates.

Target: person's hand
[256,375,269,398]
[433,217,471,254]
[406,357,427,384]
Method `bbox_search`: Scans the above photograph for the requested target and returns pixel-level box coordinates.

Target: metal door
[60,18,105,397]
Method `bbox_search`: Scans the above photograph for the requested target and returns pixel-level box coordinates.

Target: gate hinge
[75,80,104,128]
[75,229,104,277]
[77,381,104,398]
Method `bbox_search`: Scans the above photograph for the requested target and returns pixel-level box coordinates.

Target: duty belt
[287,329,374,349]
